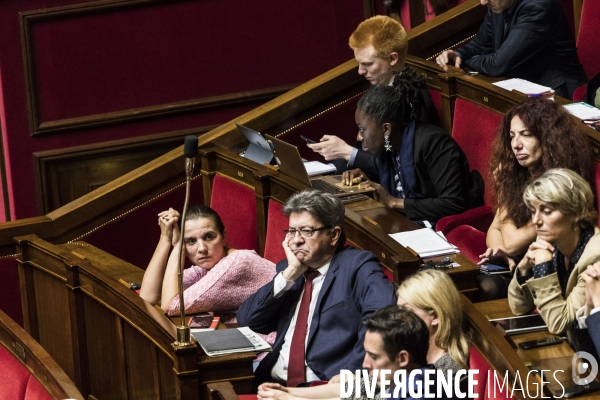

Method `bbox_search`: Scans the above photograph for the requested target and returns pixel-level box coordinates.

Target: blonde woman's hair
[396,269,469,368]
[348,16,407,62]
[523,168,597,229]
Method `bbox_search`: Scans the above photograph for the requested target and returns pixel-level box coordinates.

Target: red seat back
[469,346,514,400]
[427,88,443,124]
[577,0,600,79]
[596,163,600,225]
[452,99,503,206]
[0,346,52,400]
[264,200,288,264]
[210,174,258,252]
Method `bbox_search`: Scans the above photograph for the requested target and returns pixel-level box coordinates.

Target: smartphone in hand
[300,135,316,144]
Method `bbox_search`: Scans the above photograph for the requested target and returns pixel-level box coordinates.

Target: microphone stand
[175,138,197,347]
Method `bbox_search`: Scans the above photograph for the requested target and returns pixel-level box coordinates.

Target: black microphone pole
[176,135,198,346]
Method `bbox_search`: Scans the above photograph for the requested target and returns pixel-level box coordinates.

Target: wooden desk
[475,299,600,399]
[16,235,255,400]
[346,197,479,295]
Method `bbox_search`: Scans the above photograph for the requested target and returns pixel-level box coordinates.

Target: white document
[563,102,600,121]
[304,161,336,176]
[492,78,554,96]
[389,228,459,258]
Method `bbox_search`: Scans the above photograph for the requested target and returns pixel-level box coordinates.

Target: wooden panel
[123,322,162,400]
[34,127,213,213]
[84,298,128,399]
[158,349,177,400]
[32,265,75,379]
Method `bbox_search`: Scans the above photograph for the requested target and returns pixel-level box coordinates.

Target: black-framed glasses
[284,227,329,238]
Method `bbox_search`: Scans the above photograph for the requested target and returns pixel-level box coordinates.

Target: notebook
[264,134,372,197]
[237,124,274,165]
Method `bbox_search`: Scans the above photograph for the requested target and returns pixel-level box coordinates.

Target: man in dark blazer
[436,0,587,99]
[580,262,600,364]
[237,189,396,387]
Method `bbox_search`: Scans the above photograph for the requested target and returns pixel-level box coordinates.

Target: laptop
[237,124,274,165]
[264,134,372,197]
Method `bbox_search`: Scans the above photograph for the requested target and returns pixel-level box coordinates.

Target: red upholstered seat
[427,88,443,123]
[572,83,588,103]
[264,200,288,264]
[447,225,487,265]
[436,99,502,236]
[210,174,259,252]
[577,0,600,81]
[469,346,514,400]
[596,163,600,225]
[0,346,52,400]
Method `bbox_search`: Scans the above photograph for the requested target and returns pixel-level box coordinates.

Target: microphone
[176,135,198,347]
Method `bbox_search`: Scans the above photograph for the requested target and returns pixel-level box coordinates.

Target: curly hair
[349,15,407,62]
[490,98,594,227]
[356,69,426,131]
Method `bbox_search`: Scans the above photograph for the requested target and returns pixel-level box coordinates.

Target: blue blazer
[587,312,600,357]
[237,246,397,386]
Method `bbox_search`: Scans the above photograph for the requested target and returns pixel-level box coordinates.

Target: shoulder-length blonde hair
[396,269,470,368]
[523,168,597,229]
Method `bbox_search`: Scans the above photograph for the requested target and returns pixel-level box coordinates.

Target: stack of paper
[492,78,554,97]
[389,228,459,258]
[304,161,336,176]
[563,102,600,121]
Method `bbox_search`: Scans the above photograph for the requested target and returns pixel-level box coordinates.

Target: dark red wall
[0,0,369,220]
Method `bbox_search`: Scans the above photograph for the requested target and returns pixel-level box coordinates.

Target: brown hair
[348,16,407,62]
[490,98,594,227]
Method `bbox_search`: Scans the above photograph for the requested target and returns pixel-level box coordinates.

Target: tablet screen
[489,314,547,334]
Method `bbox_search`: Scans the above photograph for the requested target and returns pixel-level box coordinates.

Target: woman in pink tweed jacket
[140,205,276,327]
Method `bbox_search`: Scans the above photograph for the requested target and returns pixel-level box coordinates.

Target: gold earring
[572,221,579,231]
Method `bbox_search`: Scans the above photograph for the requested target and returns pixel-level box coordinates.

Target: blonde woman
[509,168,600,335]
[396,269,470,373]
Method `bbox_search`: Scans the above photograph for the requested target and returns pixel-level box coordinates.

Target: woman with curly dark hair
[342,71,478,225]
[478,98,594,300]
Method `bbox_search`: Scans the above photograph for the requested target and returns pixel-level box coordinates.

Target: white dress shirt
[270,262,331,383]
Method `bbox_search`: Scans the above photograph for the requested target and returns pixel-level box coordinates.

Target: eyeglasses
[284,227,329,238]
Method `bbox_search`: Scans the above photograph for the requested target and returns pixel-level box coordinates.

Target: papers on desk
[192,327,272,357]
[563,102,600,121]
[389,228,459,258]
[492,78,554,97]
[304,161,336,176]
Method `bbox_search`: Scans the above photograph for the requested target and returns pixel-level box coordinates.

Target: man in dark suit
[580,262,600,361]
[237,189,396,387]
[436,0,587,99]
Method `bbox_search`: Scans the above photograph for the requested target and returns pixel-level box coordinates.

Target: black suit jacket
[237,246,396,386]
[456,0,586,99]
[390,122,474,224]
[587,312,600,359]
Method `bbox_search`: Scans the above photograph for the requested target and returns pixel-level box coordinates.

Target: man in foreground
[237,189,396,387]
[257,306,447,400]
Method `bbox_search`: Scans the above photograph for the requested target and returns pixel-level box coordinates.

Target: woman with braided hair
[343,71,480,225]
